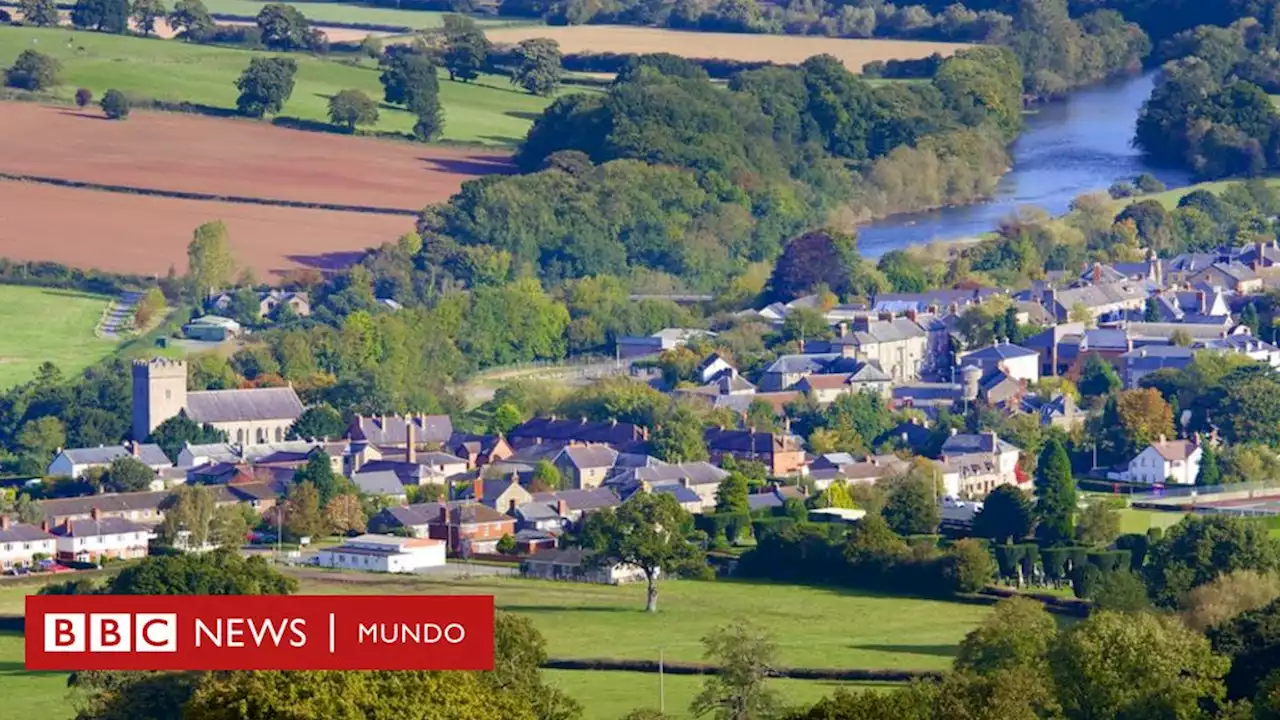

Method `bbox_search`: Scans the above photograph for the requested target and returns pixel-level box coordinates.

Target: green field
[1112,177,1280,210]
[0,25,563,144]
[546,669,887,720]
[0,633,74,720]
[0,286,119,389]
[1115,506,1185,535]
[198,0,514,28]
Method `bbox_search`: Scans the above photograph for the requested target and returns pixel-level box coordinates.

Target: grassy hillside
[0,25,562,144]
[0,286,119,389]
[198,0,513,28]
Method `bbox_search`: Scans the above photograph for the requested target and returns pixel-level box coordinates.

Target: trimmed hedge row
[543,657,940,681]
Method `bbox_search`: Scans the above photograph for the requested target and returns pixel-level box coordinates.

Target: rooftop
[186,386,304,424]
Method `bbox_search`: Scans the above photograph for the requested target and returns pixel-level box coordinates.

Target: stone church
[131,358,305,446]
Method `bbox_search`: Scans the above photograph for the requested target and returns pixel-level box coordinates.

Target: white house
[47,441,172,479]
[1123,437,1203,485]
[0,517,56,570]
[697,353,736,384]
[957,343,1040,384]
[939,432,1023,498]
[315,534,447,573]
[521,547,652,585]
[50,511,155,563]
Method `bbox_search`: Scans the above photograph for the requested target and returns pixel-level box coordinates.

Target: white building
[939,432,1023,498]
[47,441,172,479]
[521,547,652,585]
[0,517,56,570]
[315,534,447,573]
[50,511,155,563]
[1122,437,1203,485]
[957,343,1040,384]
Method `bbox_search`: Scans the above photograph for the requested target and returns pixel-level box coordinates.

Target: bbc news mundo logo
[27,595,493,671]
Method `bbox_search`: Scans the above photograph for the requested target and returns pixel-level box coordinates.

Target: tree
[812,480,856,510]
[490,402,522,435]
[1049,611,1229,719]
[881,476,939,535]
[650,406,708,463]
[133,287,167,328]
[4,50,61,91]
[130,0,165,35]
[943,538,996,593]
[160,484,216,549]
[147,412,228,462]
[99,89,130,120]
[714,473,750,515]
[1115,388,1174,453]
[1033,437,1075,545]
[956,596,1056,675]
[293,452,345,507]
[1170,328,1193,347]
[1091,570,1153,613]
[256,3,313,50]
[767,230,859,302]
[187,221,236,299]
[496,533,517,554]
[283,481,327,540]
[103,456,155,493]
[412,103,445,142]
[71,0,129,32]
[1076,501,1121,547]
[17,415,66,470]
[235,56,297,118]
[1182,570,1280,633]
[288,404,345,441]
[1195,443,1222,488]
[327,88,378,132]
[971,485,1033,544]
[441,14,490,82]
[74,88,93,107]
[577,492,707,612]
[15,493,43,525]
[324,494,366,535]
[533,459,562,491]
[168,0,214,40]
[359,34,382,59]
[1145,515,1280,608]
[109,548,297,595]
[19,0,59,26]
[511,37,562,95]
[211,503,253,548]
[1078,353,1120,399]
[691,621,778,720]
[379,49,438,108]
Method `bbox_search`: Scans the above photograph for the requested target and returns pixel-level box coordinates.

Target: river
[857,71,1193,258]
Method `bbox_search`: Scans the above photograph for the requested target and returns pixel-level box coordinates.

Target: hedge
[543,657,941,682]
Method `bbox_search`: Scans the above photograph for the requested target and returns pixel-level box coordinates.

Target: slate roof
[1150,439,1198,462]
[1194,262,1259,284]
[892,383,962,404]
[508,417,644,447]
[556,445,619,470]
[941,432,1019,456]
[418,451,467,466]
[1126,322,1230,342]
[764,353,841,375]
[704,429,799,455]
[1082,329,1130,351]
[379,501,511,528]
[186,387,304,424]
[871,289,997,311]
[0,523,55,543]
[349,414,454,446]
[531,487,620,512]
[1052,282,1147,310]
[652,485,701,504]
[962,343,1038,362]
[39,490,171,520]
[625,462,728,487]
[837,317,926,345]
[60,444,171,467]
[449,432,506,455]
[213,479,289,503]
[351,470,409,496]
[524,547,592,566]
[52,517,152,537]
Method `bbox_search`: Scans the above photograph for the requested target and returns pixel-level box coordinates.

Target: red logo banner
[25,594,494,671]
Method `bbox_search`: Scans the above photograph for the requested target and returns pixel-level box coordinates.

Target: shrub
[4,49,61,91]
[100,89,131,120]
[74,87,93,107]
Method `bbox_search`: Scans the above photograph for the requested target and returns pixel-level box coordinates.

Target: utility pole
[659,646,665,714]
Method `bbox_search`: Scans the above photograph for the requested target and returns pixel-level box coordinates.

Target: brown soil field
[483,25,971,71]
[0,180,415,278]
[0,104,510,211]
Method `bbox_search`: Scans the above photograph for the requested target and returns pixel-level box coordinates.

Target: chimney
[472,477,484,501]
[1158,434,1167,444]
[406,418,417,464]
[852,316,871,333]
[927,304,939,314]
[950,427,958,437]
[1197,290,1207,315]
[878,311,893,322]
[905,308,918,323]
[1092,263,1103,283]
[0,516,10,530]
[837,322,848,338]
[557,499,568,517]
[130,440,140,458]
[1257,241,1266,267]
[438,506,449,524]
[40,519,49,532]
[90,507,102,520]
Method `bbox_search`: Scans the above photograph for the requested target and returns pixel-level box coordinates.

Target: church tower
[131,358,188,442]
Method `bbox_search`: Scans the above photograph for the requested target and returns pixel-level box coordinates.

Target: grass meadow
[0,286,118,389]
[197,0,514,28]
[0,25,562,144]
[0,571,988,719]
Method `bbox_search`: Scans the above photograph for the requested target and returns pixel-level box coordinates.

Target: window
[237,429,245,444]
[22,543,29,550]
[2,544,9,552]
[275,427,283,442]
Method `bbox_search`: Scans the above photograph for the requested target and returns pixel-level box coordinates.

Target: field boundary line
[0,172,421,217]
[543,658,940,681]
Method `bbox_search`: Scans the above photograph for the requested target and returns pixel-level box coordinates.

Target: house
[1043,283,1148,323]
[553,445,619,490]
[0,517,57,570]
[697,353,736,384]
[704,429,806,476]
[370,501,515,555]
[976,369,1027,408]
[938,431,1022,497]
[528,488,620,525]
[212,290,311,319]
[38,490,171,527]
[131,358,305,447]
[457,476,533,513]
[211,479,288,514]
[1120,346,1197,388]
[794,363,892,403]
[521,547,650,585]
[891,382,964,412]
[50,509,155,563]
[182,315,242,342]
[807,454,908,490]
[745,485,807,512]
[1200,335,1280,367]
[1021,394,1085,429]
[611,462,729,509]
[351,459,448,489]
[348,413,454,449]
[448,433,514,470]
[415,451,469,477]
[681,372,759,398]
[616,328,714,359]
[1122,437,1203,485]
[958,343,1040,384]
[350,469,409,504]
[819,315,930,381]
[315,534,446,573]
[650,484,704,513]
[1023,323,1088,377]
[871,289,1000,314]
[1188,262,1263,294]
[47,441,172,479]
[1126,322,1238,347]
[175,440,348,471]
[759,353,844,392]
[506,417,647,450]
